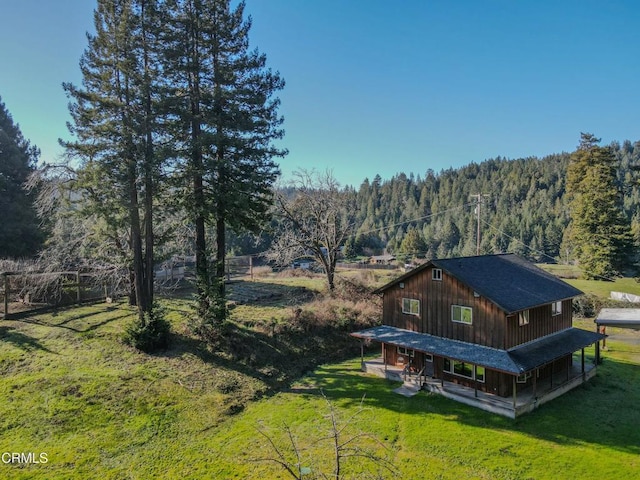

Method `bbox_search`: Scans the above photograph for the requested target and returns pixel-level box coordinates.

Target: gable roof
[375,254,583,315]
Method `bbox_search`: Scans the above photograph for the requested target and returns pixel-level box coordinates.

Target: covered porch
[361,356,598,418]
[352,325,605,418]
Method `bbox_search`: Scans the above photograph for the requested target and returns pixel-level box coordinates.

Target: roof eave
[372,261,434,294]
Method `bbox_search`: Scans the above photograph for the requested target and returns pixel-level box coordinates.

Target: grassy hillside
[1,269,639,479]
[538,263,640,297]
[0,271,381,479]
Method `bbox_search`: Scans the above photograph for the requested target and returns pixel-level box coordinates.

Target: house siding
[380,330,577,398]
[504,300,572,349]
[382,267,507,349]
[382,268,573,350]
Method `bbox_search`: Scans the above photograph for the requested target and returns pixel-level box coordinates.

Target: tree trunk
[129,268,137,306]
[129,170,148,320]
[142,0,155,309]
[216,216,226,301]
[188,5,209,316]
[192,121,209,312]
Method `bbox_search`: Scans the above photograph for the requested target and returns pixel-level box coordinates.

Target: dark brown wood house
[352,254,605,417]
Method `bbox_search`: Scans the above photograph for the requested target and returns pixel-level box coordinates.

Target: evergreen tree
[63,0,164,323]
[162,0,285,326]
[0,97,44,257]
[566,133,634,279]
[399,227,426,258]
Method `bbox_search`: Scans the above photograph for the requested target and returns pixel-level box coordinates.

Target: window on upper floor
[518,310,530,326]
[402,298,420,316]
[552,301,562,316]
[432,268,443,281]
[452,305,473,324]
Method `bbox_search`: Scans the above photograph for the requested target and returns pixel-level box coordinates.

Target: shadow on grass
[0,325,57,353]
[285,357,640,457]
[160,280,316,308]
[20,303,134,333]
[156,320,359,392]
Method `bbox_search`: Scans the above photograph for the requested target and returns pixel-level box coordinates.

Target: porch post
[595,339,601,365]
[474,378,478,398]
[512,376,517,410]
[581,348,585,380]
[383,343,387,372]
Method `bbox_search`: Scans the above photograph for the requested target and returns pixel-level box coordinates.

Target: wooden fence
[154,255,257,285]
[336,262,399,271]
[225,256,255,280]
[1,271,108,320]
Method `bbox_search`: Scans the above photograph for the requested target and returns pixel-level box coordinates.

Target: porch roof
[351,326,605,375]
[595,308,640,329]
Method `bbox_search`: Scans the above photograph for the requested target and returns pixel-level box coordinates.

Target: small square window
[517,372,532,383]
[402,298,420,316]
[552,301,562,316]
[424,353,433,362]
[432,268,443,281]
[518,310,529,326]
[452,305,473,324]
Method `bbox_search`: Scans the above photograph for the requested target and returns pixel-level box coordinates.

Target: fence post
[3,273,8,320]
[76,271,82,304]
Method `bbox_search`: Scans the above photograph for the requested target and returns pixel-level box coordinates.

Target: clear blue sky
[1,0,640,187]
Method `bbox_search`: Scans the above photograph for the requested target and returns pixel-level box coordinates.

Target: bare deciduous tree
[269,170,358,292]
[27,162,132,298]
[254,392,397,479]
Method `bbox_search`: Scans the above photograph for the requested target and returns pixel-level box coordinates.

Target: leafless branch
[268,169,359,291]
[252,391,397,479]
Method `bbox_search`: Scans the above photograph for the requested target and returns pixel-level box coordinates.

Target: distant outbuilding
[595,308,640,330]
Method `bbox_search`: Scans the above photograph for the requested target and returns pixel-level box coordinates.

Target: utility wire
[355,202,475,237]
[478,217,617,282]
[380,200,619,283]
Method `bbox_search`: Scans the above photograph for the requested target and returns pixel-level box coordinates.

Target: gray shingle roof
[376,254,583,314]
[351,325,604,375]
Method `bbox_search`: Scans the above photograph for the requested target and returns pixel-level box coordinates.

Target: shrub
[124,303,171,353]
[572,293,637,318]
[252,266,272,277]
[277,268,314,278]
[189,280,230,345]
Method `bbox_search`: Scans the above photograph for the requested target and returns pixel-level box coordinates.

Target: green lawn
[215,350,640,479]
[538,263,640,298]
[1,272,639,479]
